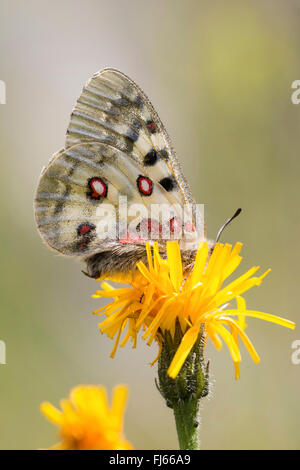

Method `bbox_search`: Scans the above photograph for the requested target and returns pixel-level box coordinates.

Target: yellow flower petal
[94,241,295,379]
[168,326,200,378]
[225,310,295,330]
[167,241,183,291]
[40,402,63,426]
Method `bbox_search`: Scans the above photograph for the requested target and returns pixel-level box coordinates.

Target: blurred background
[0,0,299,450]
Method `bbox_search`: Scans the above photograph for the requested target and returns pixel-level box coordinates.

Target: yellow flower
[94,241,295,379]
[40,384,133,450]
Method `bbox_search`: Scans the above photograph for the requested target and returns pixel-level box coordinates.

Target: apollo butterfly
[34,69,209,279]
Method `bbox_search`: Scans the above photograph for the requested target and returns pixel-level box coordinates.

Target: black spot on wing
[144,148,169,166]
[144,149,158,166]
[159,176,177,192]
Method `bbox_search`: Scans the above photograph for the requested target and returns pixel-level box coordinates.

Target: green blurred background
[0,0,299,449]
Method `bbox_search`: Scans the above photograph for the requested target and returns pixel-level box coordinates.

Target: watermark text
[0,340,6,364]
[0,80,6,104]
[291,339,300,365]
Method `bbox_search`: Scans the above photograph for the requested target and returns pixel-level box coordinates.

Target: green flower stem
[156,322,209,450]
[173,396,200,450]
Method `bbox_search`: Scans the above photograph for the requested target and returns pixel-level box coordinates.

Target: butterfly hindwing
[35,142,187,257]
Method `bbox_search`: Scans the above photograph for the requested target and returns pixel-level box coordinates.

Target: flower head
[40,384,133,450]
[94,241,295,379]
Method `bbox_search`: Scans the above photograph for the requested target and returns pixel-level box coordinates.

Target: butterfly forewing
[65,69,196,207]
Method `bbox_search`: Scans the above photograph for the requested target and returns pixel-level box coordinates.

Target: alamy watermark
[291,80,300,104]
[291,340,300,365]
[83,198,205,248]
[0,80,6,104]
[0,340,6,364]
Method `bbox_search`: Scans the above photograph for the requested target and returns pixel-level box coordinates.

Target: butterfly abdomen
[84,243,148,279]
[84,244,210,280]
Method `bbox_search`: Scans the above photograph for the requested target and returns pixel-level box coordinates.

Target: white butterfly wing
[35,69,204,264]
[35,142,187,256]
[66,68,197,208]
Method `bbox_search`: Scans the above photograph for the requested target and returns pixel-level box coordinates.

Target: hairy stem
[173,397,200,450]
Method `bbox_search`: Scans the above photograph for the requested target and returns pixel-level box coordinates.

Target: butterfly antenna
[215,208,242,243]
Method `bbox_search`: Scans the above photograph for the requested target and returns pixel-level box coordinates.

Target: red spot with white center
[88,177,107,199]
[169,217,182,234]
[137,175,153,196]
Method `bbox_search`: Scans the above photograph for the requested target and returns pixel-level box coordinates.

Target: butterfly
[34,68,213,280]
